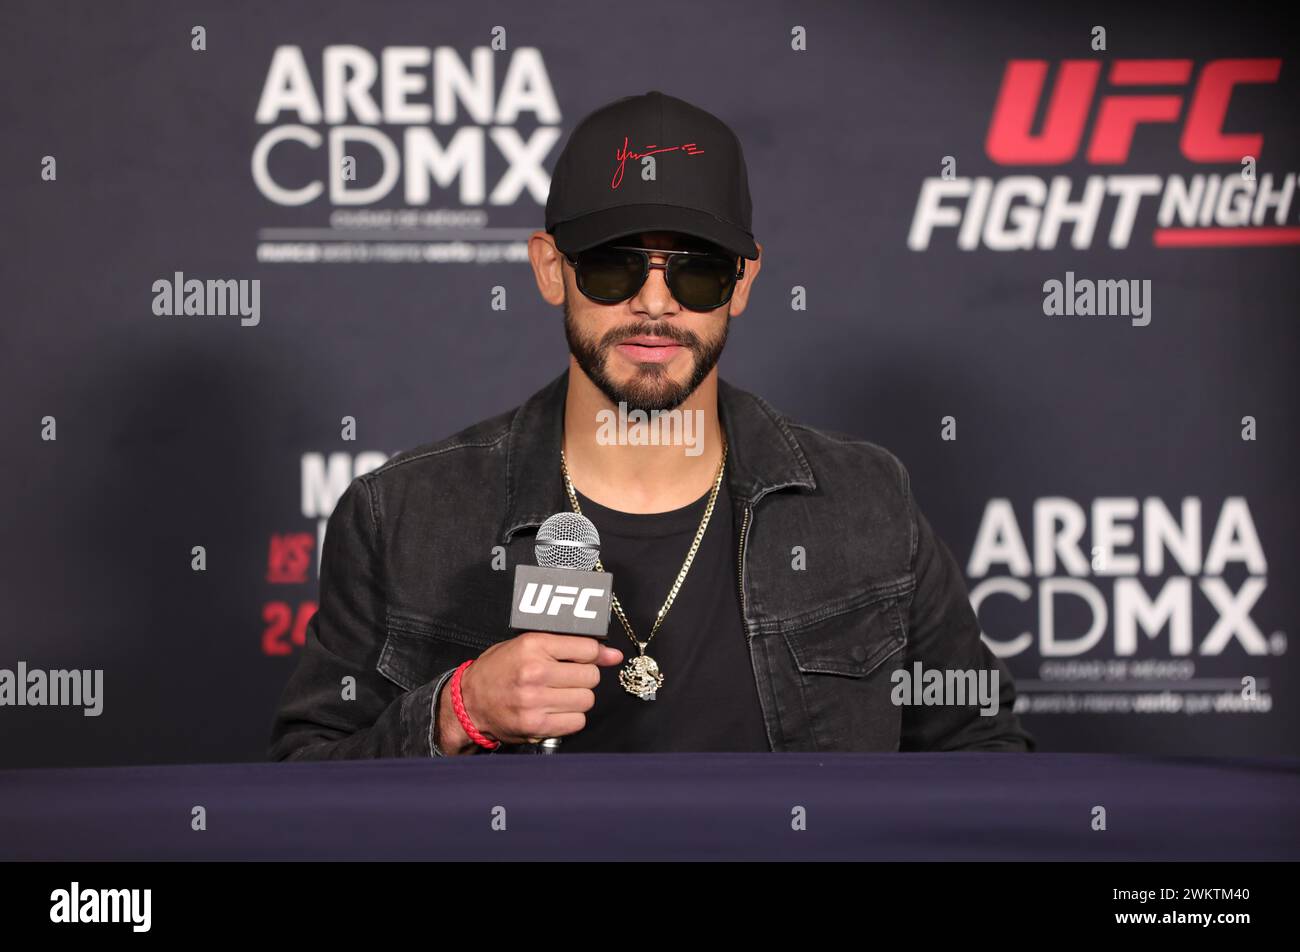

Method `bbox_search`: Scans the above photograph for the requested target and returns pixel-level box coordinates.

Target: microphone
[508,512,614,754]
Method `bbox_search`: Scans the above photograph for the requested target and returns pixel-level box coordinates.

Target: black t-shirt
[560,477,771,752]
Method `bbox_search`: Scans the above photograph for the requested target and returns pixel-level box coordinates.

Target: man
[269,90,1033,758]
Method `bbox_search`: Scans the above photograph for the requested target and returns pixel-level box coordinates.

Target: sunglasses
[565,243,745,312]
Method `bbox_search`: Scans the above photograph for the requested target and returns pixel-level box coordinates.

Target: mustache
[600,323,700,348]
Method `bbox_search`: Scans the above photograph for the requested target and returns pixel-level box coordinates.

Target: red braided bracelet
[451,659,500,750]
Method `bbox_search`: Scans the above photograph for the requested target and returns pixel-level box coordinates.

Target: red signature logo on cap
[611,136,703,189]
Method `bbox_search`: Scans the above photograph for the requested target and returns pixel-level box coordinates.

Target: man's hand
[435,632,623,754]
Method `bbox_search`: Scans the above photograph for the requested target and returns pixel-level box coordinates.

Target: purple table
[1,753,1296,861]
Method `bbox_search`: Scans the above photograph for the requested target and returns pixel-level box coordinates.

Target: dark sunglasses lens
[576,247,644,301]
[669,254,737,310]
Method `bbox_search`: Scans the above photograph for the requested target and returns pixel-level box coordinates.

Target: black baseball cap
[545,91,759,261]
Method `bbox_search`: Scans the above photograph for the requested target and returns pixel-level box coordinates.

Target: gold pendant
[619,651,664,701]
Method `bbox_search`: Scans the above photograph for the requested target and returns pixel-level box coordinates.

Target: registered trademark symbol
[1270,631,1287,655]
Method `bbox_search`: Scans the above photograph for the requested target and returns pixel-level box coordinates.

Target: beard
[562,290,730,413]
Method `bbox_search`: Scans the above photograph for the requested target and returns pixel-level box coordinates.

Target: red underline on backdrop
[1152,227,1300,248]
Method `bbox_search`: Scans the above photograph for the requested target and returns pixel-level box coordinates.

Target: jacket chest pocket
[775,577,914,751]
[377,606,499,692]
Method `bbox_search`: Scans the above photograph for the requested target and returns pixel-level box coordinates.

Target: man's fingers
[537,686,597,713]
[595,645,625,666]
[536,712,587,738]
[517,688,595,741]
[531,632,617,664]
[542,661,606,689]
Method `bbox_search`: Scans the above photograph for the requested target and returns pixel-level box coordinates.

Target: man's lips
[614,336,685,364]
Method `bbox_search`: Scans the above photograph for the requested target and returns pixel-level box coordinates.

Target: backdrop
[2,0,1296,766]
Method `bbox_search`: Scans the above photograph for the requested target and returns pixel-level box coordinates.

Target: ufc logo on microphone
[986,58,1283,165]
[517,583,604,619]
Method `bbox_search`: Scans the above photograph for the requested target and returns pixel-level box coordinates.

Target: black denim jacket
[268,370,1034,758]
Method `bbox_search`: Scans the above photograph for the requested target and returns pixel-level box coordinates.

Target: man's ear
[726,241,762,318]
[528,230,566,306]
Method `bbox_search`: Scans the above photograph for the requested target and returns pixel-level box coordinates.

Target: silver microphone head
[535,512,601,571]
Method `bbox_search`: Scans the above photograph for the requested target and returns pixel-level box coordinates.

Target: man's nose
[630,253,678,317]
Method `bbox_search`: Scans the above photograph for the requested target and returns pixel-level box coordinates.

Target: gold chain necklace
[559,438,727,701]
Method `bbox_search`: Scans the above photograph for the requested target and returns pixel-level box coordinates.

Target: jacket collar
[500,368,817,542]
